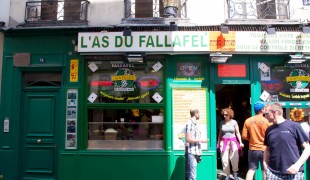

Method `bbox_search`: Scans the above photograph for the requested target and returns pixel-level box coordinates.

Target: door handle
[37,139,42,143]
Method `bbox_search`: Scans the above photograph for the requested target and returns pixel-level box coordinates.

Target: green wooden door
[21,90,59,180]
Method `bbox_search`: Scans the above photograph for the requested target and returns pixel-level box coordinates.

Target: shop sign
[136,76,160,90]
[177,62,201,76]
[261,79,283,93]
[78,31,310,53]
[70,59,78,82]
[90,81,113,86]
[112,68,136,91]
[261,64,310,101]
[78,32,210,52]
[218,64,246,77]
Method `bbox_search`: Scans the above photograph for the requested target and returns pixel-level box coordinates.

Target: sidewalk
[217,169,245,180]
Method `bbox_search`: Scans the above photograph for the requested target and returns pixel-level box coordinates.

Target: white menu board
[172,88,207,150]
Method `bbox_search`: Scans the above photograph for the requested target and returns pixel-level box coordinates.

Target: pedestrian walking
[217,108,244,180]
[185,109,208,180]
[263,103,310,180]
[242,101,270,180]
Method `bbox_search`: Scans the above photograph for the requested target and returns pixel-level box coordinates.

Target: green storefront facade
[0,28,310,180]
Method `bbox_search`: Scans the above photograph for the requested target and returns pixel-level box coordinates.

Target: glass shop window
[88,109,164,150]
[260,63,309,102]
[283,107,310,123]
[87,61,164,104]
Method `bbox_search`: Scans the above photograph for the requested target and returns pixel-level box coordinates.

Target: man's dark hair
[190,109,199,117]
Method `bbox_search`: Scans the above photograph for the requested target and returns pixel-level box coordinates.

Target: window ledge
[226,18,301,25]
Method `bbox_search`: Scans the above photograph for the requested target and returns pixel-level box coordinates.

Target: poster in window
[261,63,310,101]
[66,89,78,149]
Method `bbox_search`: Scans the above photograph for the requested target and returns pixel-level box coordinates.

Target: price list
[172,88,206,124]
[172,88,207,150]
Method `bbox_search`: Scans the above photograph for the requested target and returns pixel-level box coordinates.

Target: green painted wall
[1,29,308,180]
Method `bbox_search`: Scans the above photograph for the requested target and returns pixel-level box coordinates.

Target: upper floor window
[228,0,290,20]
[124,0,187,18]
[25,0,90,25]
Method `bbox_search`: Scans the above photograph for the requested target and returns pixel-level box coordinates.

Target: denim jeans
[186,153,197,180]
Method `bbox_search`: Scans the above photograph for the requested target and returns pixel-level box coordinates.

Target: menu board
[172,88,207,150]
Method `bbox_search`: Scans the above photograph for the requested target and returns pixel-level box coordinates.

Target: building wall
[0,0,10,26]
[5,0,310,27]
[0,32,3,100]
[9,0,25,27]
[88,0,124,26]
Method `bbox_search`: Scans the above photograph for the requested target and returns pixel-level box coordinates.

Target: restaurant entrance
[216,84,251,180]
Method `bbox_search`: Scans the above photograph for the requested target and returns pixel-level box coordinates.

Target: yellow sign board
[70,59,78,82]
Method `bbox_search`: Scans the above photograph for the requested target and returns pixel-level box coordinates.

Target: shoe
[233,173,238,180]
[224,175,230,180]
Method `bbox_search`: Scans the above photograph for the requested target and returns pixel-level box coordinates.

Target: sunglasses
[223,114,229,117]
[264,110,277,115]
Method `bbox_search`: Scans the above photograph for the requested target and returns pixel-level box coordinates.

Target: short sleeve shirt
[264,120,308,174]
[220,119,238,138]
[185,119,202,155]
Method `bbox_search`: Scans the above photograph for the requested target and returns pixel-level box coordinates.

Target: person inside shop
[263,103,310,180]
[148,109,164,140]
[240,98,251,121]
[139,110,152,139]
[217,108,244,180]
[185,108,208,180]
[116,109,140,140]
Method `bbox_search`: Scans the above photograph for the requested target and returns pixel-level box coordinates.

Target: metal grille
[124,0,187,18]
[25,1,90,24]
[228,0,290,20]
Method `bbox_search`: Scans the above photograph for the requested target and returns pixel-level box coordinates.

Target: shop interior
[216,84,310,179]
[216,84,251,179]
[88,109,164,150]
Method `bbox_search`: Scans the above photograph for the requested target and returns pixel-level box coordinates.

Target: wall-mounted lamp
[125,53,145,63]
[123,27,132,36]
[301,25,310,34]
[287,54,307,63]
[264,25,276,34]
[209,53,232,63]
[169,21,178,31]
[0,21,5,27]
[220,24,229,34]
[71,38,78,45]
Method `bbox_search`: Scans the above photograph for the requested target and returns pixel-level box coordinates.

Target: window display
[87,61,164,103]
[86,60,165,150]
[260,62,310,102]
[88,109,164,150]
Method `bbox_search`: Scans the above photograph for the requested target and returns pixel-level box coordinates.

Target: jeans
[186,153,197,180]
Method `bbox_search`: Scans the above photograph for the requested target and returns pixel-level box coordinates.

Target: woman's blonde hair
[221,108,234,118]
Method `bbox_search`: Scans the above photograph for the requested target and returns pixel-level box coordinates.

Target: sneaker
[233,173,238,180]
[224,175,230,180]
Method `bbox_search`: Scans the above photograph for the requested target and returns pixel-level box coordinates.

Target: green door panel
[21,90,59,180]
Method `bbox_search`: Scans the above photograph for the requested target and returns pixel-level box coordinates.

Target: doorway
[216,84,251,180]
[19,72,62,180]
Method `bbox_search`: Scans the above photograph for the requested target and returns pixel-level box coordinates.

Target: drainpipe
[163,0,178,18]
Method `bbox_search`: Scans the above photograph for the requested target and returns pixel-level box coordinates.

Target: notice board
[172,88,207,150]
